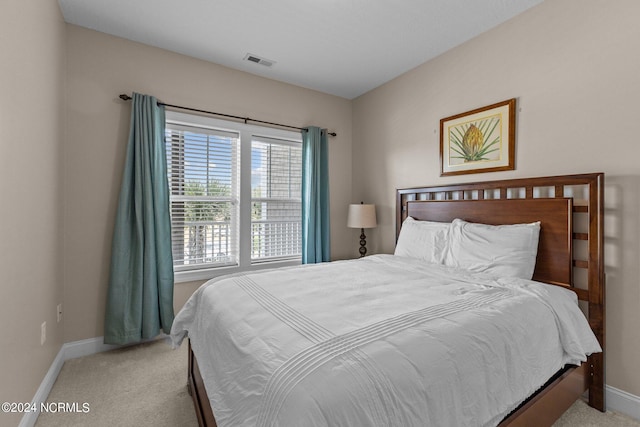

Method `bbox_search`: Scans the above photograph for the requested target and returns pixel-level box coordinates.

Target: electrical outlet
[57,304,63,323]
[41,321,46,345]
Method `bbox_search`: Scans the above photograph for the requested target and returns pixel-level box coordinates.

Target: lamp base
[359,228,367,257]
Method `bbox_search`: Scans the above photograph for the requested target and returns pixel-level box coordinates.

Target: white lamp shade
[347,204,377,229]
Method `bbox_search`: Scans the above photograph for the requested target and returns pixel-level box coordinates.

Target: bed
[171,172,605,427]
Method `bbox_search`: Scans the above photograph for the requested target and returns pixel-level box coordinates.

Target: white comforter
[170,255,601,427]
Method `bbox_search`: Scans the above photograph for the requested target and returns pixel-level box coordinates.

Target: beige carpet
[36,340,197,427]
[36,340,639,427]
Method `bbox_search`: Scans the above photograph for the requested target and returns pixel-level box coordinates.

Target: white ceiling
[58,0,542,99]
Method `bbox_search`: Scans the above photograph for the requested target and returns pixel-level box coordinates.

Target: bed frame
[187,172,605,427]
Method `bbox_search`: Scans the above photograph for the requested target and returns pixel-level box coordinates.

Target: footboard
[188,340,217,427]
[499,364,588,426]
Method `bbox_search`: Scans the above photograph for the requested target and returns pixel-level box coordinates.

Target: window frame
[166,111,303,283]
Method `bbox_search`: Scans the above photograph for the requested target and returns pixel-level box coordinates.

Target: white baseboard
[62,336,131,360]
[19,335,168,427]
[17,347,67,427]
[607,385,640,421]
[21,338,640,427]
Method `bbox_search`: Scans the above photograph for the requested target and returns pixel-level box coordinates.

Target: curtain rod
[118,94,337,137]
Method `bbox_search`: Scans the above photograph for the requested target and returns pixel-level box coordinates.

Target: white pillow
[394,217,450,264]
[443,218,541,279]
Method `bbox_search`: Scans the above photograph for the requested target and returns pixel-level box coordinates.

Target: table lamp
[347,202,377,257]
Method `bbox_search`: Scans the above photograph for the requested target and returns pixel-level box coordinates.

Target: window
[165,112,302,281]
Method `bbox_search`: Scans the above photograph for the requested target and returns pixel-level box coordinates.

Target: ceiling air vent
[244,53,275,67]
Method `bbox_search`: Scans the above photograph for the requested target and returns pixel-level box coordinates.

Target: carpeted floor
[35,340,639,427]
[36,340,197,427]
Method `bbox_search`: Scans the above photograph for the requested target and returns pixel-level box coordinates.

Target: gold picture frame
[440,98,516,176]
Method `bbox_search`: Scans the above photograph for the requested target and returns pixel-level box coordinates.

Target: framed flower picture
[440,98,516,176]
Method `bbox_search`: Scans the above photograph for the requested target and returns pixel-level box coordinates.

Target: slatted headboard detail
[396,173,605,410]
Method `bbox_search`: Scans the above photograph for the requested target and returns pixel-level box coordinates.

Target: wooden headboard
[405,198,573,287]
[396,173,605,410]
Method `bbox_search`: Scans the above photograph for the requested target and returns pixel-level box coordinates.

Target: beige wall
[353,0,640,397]
[6,0,638,415]
[63,25,353,342]
[0,1,66,425]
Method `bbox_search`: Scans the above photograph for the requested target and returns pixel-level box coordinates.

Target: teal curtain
[301,127,330,263]
[104,93,174,345]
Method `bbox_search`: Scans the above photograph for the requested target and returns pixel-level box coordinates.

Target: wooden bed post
[588,173,606,411]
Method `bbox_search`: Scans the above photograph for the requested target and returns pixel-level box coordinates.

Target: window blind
[165,122,240,270]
